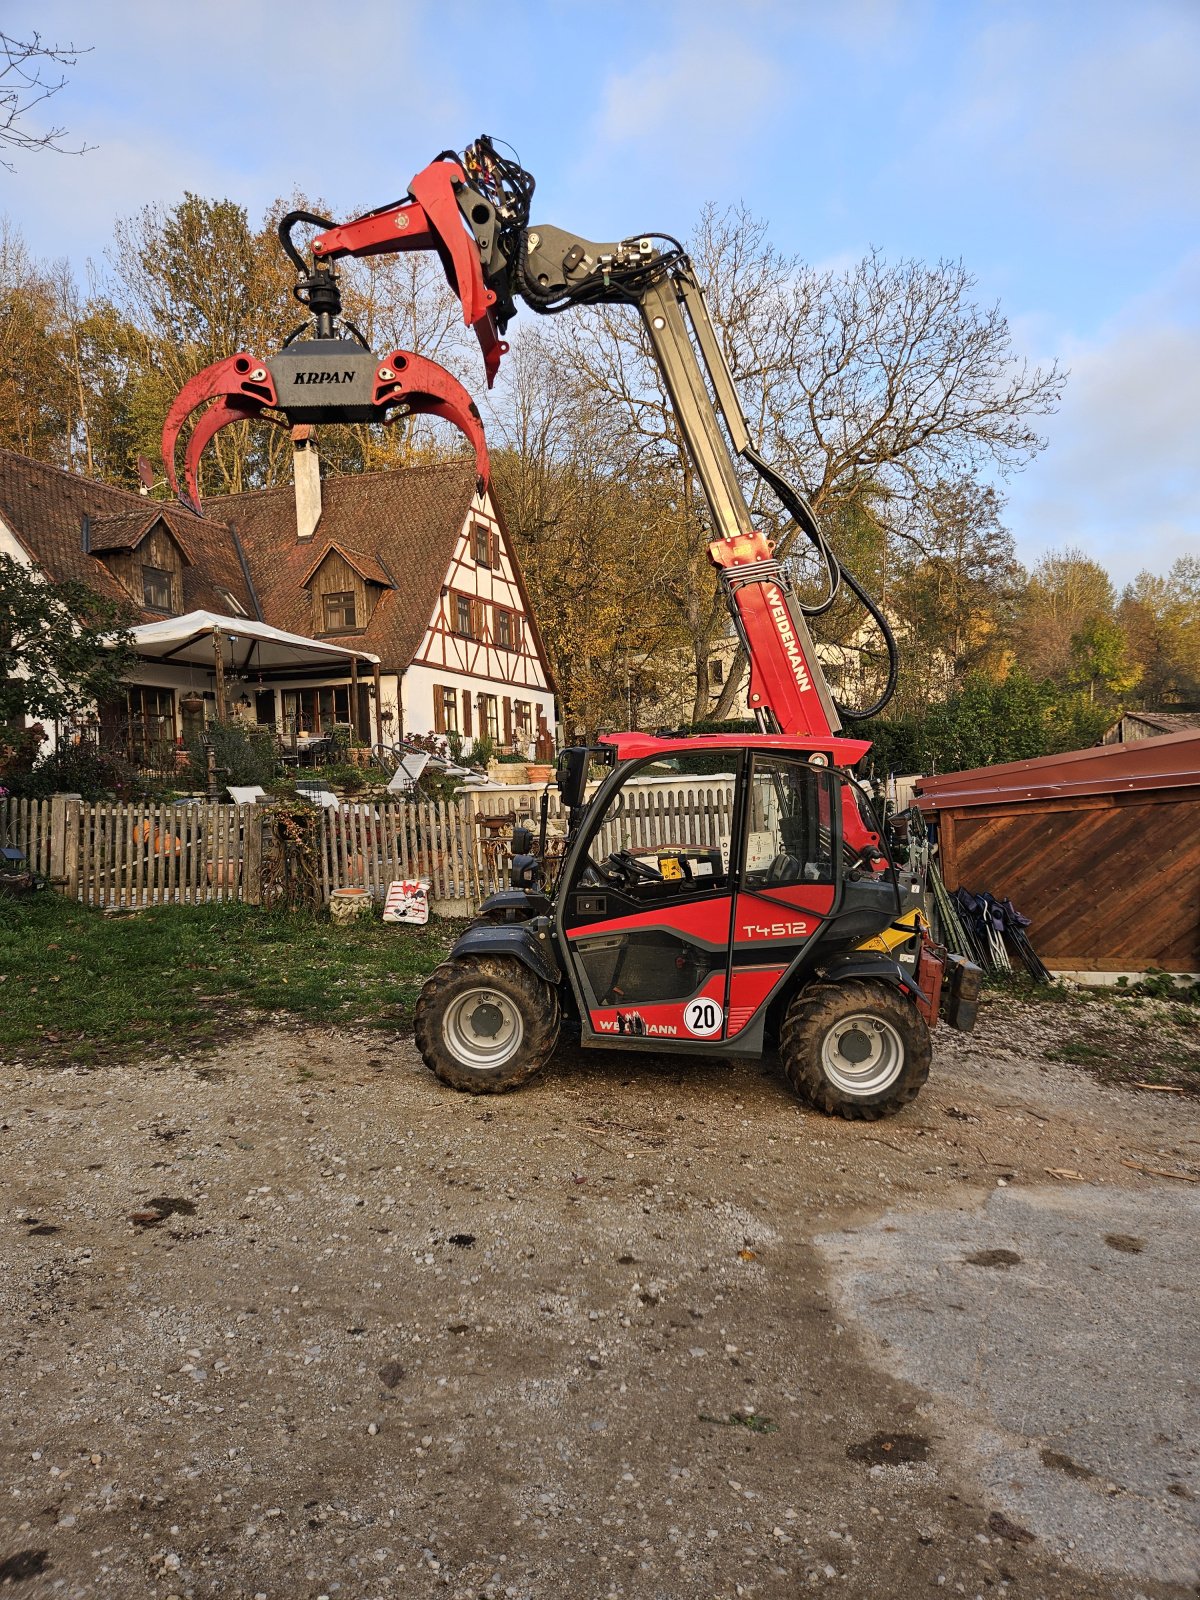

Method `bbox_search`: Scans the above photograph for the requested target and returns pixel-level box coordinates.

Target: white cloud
[596,30,783,156]
[1006,252,1200,583]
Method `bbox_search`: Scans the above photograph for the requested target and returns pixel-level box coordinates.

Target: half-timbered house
[208,452,557,752]
[1,445,556,762]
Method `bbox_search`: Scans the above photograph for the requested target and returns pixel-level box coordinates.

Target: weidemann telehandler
[163,137,981,1118]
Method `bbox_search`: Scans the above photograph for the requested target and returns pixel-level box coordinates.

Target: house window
[141,565,173,610]
[514,700,533,737]
[495,608,523,650]
[433,686,459,735]
[478,693,500,743]
[127,685,175,757]
[322,591,357,631]
[318,685,352,730]
[711,658,724,685]
[454,594,474,636]
[473,523,491,566]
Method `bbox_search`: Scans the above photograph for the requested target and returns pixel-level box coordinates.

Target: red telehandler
[162,136,981,1119]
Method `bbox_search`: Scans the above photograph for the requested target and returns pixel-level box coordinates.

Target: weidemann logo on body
[765,584,812,693]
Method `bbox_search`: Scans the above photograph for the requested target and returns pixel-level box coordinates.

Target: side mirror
[510,853,542,890]
[556,746,591,811]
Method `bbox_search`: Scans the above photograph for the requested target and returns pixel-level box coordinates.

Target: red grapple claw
[161,353,278,507]
[163,341,490,511]
[372,350,490,489]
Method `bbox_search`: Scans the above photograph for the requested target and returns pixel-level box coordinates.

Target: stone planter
[330,887,372,925]
[487,762,530,786]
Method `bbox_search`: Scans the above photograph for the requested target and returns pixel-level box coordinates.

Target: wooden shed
[915,732,1200,974]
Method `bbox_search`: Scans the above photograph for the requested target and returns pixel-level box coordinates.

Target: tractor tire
[413,956,560,1095]
[780,980,930,1120]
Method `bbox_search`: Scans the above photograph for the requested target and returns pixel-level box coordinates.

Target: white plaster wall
[376,673,402,745]
[0,517,33,566]
[402,661,556,747]
[0,518,55,750]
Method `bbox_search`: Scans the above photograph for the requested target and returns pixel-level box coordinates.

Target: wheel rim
[443,986,525,1071]
[820,1012,905,1096]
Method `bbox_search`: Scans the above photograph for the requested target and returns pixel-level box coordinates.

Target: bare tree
[0,31,94,170]
[532,205,1065,721]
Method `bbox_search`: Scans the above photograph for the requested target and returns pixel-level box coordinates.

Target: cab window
[743,756,835,888]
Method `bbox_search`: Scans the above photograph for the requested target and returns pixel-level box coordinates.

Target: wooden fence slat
[197,802,207,904]
[219,802,230,903]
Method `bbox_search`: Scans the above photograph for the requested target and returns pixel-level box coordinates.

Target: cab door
[727,753,840,1043]
[559,756,741,1047]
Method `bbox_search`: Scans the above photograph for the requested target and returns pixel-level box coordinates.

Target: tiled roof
[298,539,395,591]
[0,450,255,620]
[88,506,199,563]
[206,463,481,671]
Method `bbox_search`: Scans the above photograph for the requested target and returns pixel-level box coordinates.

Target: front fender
[449,919,562,986]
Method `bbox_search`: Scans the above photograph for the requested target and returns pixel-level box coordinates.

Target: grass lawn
[0,892,460,1067]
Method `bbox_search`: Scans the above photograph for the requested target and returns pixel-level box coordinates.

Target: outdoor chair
[386,749,432,795]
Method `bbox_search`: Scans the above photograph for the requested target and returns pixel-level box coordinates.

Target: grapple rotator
[161,209,489,512]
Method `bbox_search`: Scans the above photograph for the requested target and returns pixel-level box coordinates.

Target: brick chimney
[292,426,322,541]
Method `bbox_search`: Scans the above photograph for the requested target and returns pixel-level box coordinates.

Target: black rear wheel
[413,955,560,1094]
[780,979,930,1119]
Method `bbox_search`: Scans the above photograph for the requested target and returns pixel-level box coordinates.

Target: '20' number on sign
[683,998,723,1038]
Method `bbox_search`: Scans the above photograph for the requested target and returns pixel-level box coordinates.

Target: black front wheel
[780,980,930,1119]
[413,955,560,1094]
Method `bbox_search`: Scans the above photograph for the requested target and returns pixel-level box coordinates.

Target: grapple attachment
[161,217,490,512]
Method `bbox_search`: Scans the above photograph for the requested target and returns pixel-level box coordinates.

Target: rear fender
[815,950,912,993]
[449,919,562,986]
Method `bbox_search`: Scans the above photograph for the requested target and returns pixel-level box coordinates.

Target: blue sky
[6,0,1198,585]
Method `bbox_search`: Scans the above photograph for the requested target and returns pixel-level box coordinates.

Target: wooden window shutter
[473,599,487,639]
[491,531,501,568]
[463,691,472,736]
[503,697,512,743]
[433,689,445,734]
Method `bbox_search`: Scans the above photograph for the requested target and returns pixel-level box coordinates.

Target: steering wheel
[578,848,665,890]
[608,849,663,883]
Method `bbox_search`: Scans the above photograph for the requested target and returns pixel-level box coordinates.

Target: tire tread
[780,979,930,1119]
[413,956,560,1095]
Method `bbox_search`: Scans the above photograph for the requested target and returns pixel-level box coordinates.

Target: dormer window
[142,565,173,610]
[322,590,357,631]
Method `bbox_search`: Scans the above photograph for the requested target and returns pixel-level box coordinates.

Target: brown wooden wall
[100,524,185,612]
[936,788,1200,971]
[306,550,376,634]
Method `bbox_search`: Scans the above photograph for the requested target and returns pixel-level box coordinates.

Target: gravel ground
[2,994,1198,1600]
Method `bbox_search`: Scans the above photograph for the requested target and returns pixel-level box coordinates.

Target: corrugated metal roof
[915,730,1200,810]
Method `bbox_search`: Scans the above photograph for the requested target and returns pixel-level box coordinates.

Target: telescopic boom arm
[309,138,896,744]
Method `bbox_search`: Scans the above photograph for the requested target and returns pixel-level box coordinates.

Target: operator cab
[549,733,907,1053]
